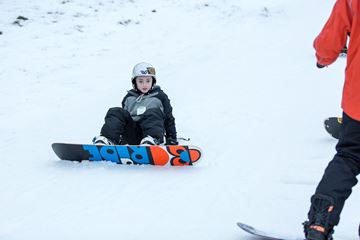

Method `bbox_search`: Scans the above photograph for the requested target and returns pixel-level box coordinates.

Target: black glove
[316,62,326,69]
[165,137,178,145]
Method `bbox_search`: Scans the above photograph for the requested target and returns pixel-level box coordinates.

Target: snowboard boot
[324,117,342,139]
[140,135,160,145]
[303,194,335,240]
[92,135,116,145]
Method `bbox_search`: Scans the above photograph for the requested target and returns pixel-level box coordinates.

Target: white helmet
[131,62,156,83]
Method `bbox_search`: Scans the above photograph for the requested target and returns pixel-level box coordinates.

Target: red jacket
[314,0,360,120]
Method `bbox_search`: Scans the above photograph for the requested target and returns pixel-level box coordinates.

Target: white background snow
[0,0,359,239]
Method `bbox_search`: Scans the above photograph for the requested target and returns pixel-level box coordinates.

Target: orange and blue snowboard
[52,143,202,166]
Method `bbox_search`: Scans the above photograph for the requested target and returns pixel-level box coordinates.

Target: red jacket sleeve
[314,0,352,66]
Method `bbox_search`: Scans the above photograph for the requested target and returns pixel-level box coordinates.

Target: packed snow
[0,0,358,239]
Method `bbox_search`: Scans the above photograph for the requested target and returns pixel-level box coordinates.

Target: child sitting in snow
[93,62,178,146]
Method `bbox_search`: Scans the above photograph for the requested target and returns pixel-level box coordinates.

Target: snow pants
[310,112,360,225]
[100,107,165,144]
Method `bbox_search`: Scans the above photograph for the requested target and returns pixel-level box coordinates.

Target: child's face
[135,76,153,93]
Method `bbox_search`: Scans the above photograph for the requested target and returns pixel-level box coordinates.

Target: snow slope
[0,0,358,239]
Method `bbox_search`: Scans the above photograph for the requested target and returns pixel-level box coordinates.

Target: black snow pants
[100,107,165,144]
[311,112,360,225]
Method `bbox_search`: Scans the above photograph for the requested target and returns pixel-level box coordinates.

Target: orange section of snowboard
[149,146,169,166]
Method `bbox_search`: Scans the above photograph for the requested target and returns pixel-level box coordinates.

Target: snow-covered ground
[0,0,358,239]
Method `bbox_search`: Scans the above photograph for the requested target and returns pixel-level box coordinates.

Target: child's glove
[166,137,178,145]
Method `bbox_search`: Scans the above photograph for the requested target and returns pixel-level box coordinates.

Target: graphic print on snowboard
[52,143,202,166]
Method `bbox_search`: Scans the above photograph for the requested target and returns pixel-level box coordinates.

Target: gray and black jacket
[121,85,177,138]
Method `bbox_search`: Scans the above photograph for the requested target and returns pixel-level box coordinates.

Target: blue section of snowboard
[83,145,151,164]
[237,222,304,240]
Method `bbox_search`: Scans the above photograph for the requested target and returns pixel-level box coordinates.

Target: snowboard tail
[52,143,202,166]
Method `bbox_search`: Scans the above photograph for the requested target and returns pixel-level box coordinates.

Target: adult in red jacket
[304,1,360,240]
